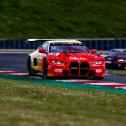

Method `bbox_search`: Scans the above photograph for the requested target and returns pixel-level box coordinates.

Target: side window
[42,43,49,52]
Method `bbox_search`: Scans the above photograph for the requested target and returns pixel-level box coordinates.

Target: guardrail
[0,38,126,50]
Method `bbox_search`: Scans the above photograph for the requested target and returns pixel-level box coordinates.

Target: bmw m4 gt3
[27,40,106,79]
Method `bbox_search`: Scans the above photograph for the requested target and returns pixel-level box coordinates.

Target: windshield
[105,51,119,57]
[116,51,126,57]
[49,44,90,53]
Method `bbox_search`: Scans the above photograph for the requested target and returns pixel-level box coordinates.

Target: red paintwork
[90,49,97,54]
[39,48,46,53]
[44,52,106,78]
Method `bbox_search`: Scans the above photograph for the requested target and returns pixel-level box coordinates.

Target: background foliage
[0,0,126,38]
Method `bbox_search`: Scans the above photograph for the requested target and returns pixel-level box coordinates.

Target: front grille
[69,62,90,75]
[80,62,89,75]
[80,62,89,68]
[70,62,79,75]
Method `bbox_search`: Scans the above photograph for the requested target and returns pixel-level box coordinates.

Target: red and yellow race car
[27,40,106,79]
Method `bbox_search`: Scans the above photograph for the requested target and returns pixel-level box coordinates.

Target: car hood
[114,55,126,60]
[48,53,104,62]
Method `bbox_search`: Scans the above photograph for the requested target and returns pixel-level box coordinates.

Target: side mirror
[39,48,46,53]
[99,51,103,55]
[90,49,97,54]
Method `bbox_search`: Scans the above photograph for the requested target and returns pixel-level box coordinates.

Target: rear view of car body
[105,51,126,69]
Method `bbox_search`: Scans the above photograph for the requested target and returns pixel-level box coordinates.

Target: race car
[105,51,126,69]
[102,48,126,58]
[27,40,106,79]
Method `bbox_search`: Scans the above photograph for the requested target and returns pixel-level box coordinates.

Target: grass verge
[0,77,126,126]
[109,70,126,76]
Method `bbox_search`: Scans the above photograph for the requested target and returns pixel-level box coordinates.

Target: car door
[37,42,49,71]
[31,42,49,71]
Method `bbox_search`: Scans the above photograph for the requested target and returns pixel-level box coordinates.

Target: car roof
[46,39,82,44]
[111,48,126,52]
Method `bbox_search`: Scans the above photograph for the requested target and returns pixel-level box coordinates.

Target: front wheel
[42,61,48,78]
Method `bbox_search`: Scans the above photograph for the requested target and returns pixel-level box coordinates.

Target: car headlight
[118,59,124,62]
[51,60,66,65]
[91,60,103,65]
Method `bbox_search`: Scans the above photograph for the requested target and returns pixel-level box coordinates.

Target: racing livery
[27,40,106,79]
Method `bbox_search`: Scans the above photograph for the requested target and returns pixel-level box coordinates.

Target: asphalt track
[0,52,126,83]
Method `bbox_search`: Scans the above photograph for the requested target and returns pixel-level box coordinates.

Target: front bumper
[105,61,126,69]
[47,61,105,77]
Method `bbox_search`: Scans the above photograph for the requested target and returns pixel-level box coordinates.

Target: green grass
[110,70,126,76]
[0,78,126,126]
[1,0,126,38]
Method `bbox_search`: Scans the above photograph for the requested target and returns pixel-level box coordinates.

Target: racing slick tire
[94,76,104,80]
[42,60,48,79]
[27,56,37,76]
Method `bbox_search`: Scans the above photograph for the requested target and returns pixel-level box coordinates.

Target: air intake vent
[80,62,89,75]
[70,62,79,75]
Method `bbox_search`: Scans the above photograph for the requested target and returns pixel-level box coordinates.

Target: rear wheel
[27,57,36,76]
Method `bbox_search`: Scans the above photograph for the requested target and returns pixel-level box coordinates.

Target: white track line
[0,70,28,75]
[9,73,28,75]
[56,79,95,82]
[57,79,126,89]
[0,70,126,89]
[0,70,16,73]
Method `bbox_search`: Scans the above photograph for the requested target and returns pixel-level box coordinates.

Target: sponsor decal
[69,57,87,60]
[55,69,62,72]
[96,69,102,73]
